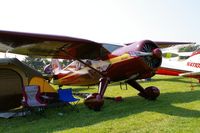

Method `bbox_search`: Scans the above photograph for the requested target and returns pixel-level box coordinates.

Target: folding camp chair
[22,85,47,113]
[58,88,80,112]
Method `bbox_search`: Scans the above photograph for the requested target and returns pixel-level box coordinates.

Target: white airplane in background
[157,45,200,82]
[161,43,198,60]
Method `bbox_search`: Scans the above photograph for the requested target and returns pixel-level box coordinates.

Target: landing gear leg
[84,77,110,111]
[126,80,160,100]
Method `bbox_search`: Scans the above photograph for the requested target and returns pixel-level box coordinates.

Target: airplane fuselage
[157,51,200,81]
[53,40,160,86]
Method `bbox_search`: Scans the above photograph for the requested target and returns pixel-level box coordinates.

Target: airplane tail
[51,59,62,74]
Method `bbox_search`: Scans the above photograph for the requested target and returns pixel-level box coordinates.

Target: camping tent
[0,58,56,111]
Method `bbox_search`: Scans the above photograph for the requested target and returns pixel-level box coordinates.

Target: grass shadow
[2,89,198,133]
[1,76,200,132]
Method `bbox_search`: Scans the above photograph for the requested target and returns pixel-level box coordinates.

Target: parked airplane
[0,30,194,110]
[44,59,102,86]
[157,47,200,82]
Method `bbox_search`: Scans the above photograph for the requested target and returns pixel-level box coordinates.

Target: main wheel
[144,86,160,100]
[84,93,104,111]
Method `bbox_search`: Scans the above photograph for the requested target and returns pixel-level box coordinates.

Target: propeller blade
[133,51,153,56]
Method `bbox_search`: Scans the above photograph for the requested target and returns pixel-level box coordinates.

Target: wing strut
[60,49,105,77]
[60,48,111,111]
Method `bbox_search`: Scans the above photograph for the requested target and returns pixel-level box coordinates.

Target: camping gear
[0,58,56,111]
[58,88,80,111]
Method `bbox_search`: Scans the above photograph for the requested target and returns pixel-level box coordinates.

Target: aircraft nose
[152,48,162,59]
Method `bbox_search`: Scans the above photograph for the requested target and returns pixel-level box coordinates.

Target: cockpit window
[102,43,123,52]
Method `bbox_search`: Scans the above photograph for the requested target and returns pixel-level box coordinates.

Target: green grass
[1,75,200,133]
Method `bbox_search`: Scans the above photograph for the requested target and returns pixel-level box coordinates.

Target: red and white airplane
[45,59,104,86]
[157,47,200,82]
[0,30,194,110]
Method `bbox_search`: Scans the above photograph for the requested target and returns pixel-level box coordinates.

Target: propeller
[140,43,162,68]
[132,48,162,58]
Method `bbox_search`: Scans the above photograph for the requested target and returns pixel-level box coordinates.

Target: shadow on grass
[36,90,200,131]
[1,89,200,133]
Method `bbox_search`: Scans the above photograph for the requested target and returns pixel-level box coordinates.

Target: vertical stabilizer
[51,59,62,74]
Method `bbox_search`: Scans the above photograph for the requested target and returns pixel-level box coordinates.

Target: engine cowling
[135,40,162,69]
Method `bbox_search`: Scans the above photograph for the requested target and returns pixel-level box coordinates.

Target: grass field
[1,75,200,133]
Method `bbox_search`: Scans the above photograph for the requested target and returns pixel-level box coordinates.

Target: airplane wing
[154,41,196,48]
[125,41,195,48]
[0,30,110,59]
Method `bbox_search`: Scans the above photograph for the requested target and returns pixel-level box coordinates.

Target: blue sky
[0,0,199,44]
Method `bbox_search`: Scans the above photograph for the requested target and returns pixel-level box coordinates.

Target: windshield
[102,43,123,52]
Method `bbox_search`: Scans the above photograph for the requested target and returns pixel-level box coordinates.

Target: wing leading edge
[154,41,196,48]
[125,41,195,48]
[0,30,110,59]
